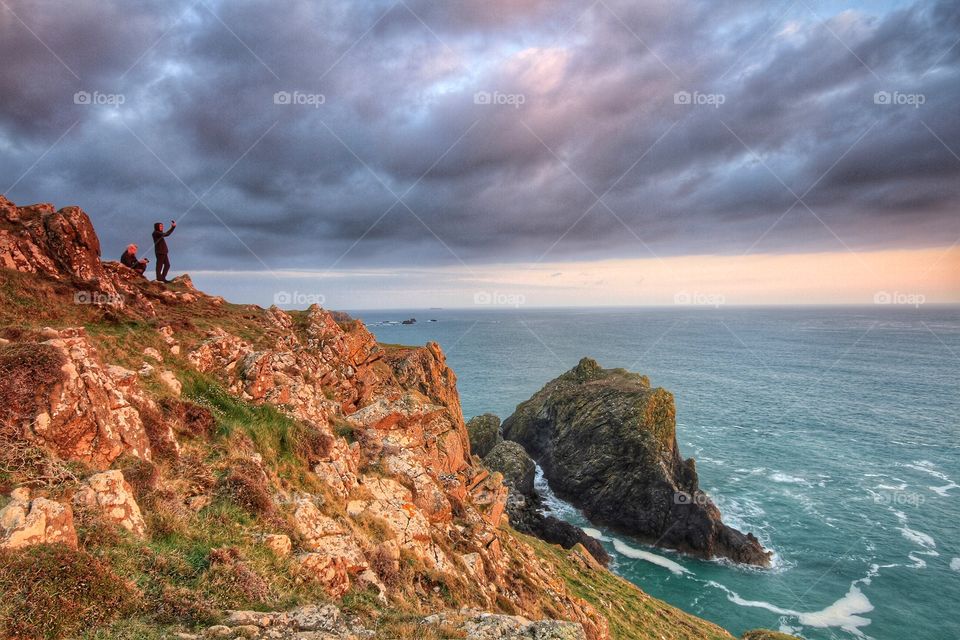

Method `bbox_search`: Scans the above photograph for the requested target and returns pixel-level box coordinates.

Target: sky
[1,0,958,308]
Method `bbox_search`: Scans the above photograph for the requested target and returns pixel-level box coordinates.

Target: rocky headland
[0,195,786,639]
[502,358,772,567]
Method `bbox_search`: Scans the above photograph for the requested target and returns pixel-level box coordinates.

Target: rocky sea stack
[502,358,772,567]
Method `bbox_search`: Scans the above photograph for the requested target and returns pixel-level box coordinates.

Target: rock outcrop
[467,413,503,458]
[73,470,147,537]
[484,441,535,496]
[0,329,154,470]
[503,358,771,566]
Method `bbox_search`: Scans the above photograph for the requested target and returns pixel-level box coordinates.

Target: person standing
[152,220,176,282]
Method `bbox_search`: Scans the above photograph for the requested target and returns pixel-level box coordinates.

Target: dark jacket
[152,223,175,255]
[120,250,140,268]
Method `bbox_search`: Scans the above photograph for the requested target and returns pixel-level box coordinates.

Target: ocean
[354,306,960,640]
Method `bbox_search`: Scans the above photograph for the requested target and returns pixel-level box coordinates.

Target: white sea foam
[951,558,960,572]
[610,538,690,575]
[899,526,936,550]
[582,527,605,540]
[770,472,807,485]
[901,460,957,494]
[708,578,875,637]
[875,482,908,491]
[903,460,949,481]
[930,482,959,497]
[907,552,928,569]
[797,583,874,635]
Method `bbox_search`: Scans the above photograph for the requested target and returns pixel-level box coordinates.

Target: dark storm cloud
[1,0,958,271]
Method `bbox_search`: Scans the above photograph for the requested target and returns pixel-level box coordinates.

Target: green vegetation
[181,370,330,488]
[514,530,735,640]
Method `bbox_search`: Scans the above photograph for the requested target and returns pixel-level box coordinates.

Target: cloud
[0,0,957,274]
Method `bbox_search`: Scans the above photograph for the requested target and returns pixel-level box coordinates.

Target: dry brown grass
[217,458,275,517]
[202,546,272,608]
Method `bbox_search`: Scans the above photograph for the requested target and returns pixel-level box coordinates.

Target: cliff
[502,358,772,567]
[0,195,789,639]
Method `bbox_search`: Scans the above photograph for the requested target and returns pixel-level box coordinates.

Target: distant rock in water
[468,413,503,458]
[502,357,771,567]
[402,318,417,325]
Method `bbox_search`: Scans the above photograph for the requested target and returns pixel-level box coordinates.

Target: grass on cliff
[180,370,331,492]
[513,530,735,640]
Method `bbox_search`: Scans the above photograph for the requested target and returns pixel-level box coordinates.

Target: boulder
[0,490,77,549]
[423,612,587,640]
[467,413,503,458]
[503,357,771,567]
[73,470,146,537]
[262,533,292,558]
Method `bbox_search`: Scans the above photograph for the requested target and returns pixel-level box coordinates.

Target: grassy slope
[514,531,735,640]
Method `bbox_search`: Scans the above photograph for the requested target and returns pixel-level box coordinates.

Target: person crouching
[120,243,148,276]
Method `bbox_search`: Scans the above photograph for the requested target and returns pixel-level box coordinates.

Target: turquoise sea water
[354,306,960,640]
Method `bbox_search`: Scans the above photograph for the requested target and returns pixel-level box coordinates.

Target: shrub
[120,457,160,501]
[152,585,216,626]
[291,422,333,465]
[0,342,65,420]
[202,547,271,608]
[0,544,138,639]
[218,459,274,517]
[132,400,178,461]
[161,399,215,440]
